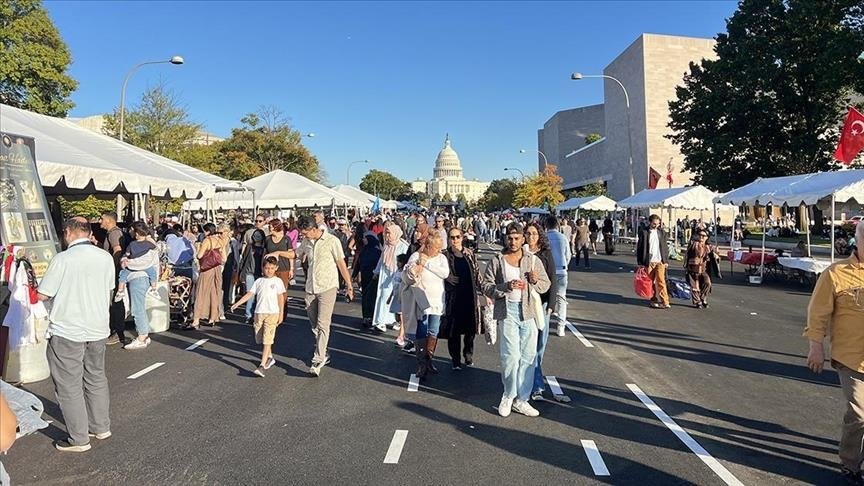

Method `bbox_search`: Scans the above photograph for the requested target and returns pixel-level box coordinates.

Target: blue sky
[45,0,737,185]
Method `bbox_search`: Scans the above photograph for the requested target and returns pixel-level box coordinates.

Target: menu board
[0,132,61,278]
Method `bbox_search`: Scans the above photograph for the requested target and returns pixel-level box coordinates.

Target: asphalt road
[2,243,843,485]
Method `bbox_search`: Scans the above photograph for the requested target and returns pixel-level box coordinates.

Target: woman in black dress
[441,227,483,370]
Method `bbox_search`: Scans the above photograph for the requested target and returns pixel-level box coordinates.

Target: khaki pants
[838,364,864,471]
[305,287,338,365]
[647,262,669,305]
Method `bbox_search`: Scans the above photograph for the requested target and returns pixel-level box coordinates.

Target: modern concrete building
[68,114,224,146]
[538,33,716,201]
[410,135,490,203]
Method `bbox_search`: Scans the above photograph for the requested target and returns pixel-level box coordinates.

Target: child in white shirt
[230,256,286,377]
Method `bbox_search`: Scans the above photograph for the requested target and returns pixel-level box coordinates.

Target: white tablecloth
[777,257,832,274]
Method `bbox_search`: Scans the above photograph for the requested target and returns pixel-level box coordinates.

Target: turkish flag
[834,107,864,165]
[648,167,662,189]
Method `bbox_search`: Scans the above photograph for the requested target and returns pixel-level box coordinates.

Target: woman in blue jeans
[483,223,550,418]
[124,264,153,350]
[402,229,449,379]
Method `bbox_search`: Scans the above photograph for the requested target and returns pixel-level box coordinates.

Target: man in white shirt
[545,216,572,336]
[636,214,670,309]
[38,217,116,452]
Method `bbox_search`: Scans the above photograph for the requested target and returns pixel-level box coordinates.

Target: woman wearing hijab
[372,221,410,332]
[441,227,483,370]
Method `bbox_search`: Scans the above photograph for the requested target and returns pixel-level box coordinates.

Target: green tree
[585,133,602,145]
[57,196,114,219]
[478,178,517,212]
[456,193,467,206]
[668,0,864,192]
[172,143,221,174]
[103,80,202,156]
[514,164,564,208]
[215,106,322,182]
[442,193,454,202]
[0,0,77,116]
[569,182,606,198]
[359,169,407,198]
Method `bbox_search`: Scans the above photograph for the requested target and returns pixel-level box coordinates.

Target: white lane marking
[383,430,409,464]
[545,376,564,396]
[627,384,744,486]
[581,440,610,476]
[566,322,595,347]
[185,339,208,351]
[407,374,419,392]
[127,362,165,380]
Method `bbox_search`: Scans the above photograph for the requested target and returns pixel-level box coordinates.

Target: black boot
[426,336,439,374]
[415,340,428,379]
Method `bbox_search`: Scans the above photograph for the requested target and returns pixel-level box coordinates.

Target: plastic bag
[668,278,692,300]
[634,267,654,298]
[483,305,497,345]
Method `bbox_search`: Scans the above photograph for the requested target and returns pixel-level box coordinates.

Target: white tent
[716,169,864,263]
[0,103,239,199]
[331,184,398,210]
[617,186,718,211]
[183,170,358,211]
[556,195,618,212]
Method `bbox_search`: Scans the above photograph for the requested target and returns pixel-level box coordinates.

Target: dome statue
[433,134,464,181]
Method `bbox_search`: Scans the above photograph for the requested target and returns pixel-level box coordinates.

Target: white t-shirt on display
[250,276,287,314]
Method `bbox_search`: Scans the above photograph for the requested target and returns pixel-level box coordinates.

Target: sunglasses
[449,235,462,239]
[436,220,444,223]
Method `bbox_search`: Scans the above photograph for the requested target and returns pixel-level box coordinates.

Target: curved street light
[519,149,548,170]
[346,159,370,185]
[119,55,184,142]
[571,72,635,197]
[504,167,525,181]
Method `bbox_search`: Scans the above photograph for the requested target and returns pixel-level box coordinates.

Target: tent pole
[760,204,767,281]
[831,194,836,263]
[805,204,812,258]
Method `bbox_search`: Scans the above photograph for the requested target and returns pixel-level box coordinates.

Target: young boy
[391,253,412,350]
[230,256,286,377]
[114,222,159,302]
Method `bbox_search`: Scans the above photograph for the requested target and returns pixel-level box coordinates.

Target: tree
[478,178,517,212]
[513,164,565,208]
[667,0,864,192]
[568,182,607,198]
[215,106,322,182]
[57,196,114,219]
[585,133,602,145]
[359,169,407,198]
[0,0,77,116]
[172,143,221,174]
[442,193,454,202]
[103,80,202,157]
[456,193,467,206]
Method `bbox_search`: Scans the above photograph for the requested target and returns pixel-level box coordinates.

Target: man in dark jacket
[636,214,670,309]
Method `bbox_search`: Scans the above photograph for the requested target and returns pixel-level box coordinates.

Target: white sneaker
[558,321,568,337]
[264,356,276,370]
[125,338,148,350]
[498,396,514,417]
[512,399,540,417]
[88,431,112,440]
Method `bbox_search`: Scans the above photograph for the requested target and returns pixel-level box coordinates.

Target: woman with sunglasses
[441,227,483,370]
[685,230,713,308]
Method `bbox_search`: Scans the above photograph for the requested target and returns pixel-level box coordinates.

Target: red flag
[666,158,674,187]
[648,167,661,189]
[835,107,864,165]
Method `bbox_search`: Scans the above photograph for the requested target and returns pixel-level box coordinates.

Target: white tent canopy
[715,169,864,206]
[617,186,718,211]
[331,184,398,210]
[556,195,618,212]
[1,103,239,199]
[182,170,358,211]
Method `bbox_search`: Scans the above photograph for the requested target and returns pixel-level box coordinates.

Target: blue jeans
[499,301,538,401]
[244,273,257,319]
[119,266,157,286]
[554,273,568,320]
[533,303,551,393]
[128,276,151,336]
[416,314,442,339]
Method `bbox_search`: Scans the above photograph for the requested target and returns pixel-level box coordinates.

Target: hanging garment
[2,260,48,349]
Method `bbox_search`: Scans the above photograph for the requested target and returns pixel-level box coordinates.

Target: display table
[777,257,832,275]
[726,251,781,280]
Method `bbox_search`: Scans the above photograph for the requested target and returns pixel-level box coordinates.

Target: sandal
[181,323,199,331]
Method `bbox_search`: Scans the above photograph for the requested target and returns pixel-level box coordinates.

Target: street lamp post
[119,55,184,142]
[346,159,370,185]
[571,72,635,197]
[519,149,548,170]
[504,167,525,181]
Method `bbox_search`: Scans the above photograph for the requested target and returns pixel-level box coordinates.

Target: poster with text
[0,132,61,278]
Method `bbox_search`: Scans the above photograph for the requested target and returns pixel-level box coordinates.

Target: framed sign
[0,132,62,278]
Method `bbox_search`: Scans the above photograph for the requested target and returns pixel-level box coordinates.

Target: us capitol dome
[410,134,490,203]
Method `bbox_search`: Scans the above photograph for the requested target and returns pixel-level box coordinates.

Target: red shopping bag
[633,267,654,299]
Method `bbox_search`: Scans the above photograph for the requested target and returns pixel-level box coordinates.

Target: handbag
[199,248,223,272]
[634,266,654,298]
[528,255,546,331]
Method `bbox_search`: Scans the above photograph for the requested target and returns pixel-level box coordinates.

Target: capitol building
[409,135,490,203]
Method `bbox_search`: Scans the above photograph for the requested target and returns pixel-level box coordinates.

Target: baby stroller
[159,245,195,327]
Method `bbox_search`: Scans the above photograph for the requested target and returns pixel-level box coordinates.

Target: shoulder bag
[528,254,546,331]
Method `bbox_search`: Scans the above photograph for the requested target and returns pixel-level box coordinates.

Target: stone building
[538,33,716,201]
[410,135,490,203]
[68,114,224,145]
